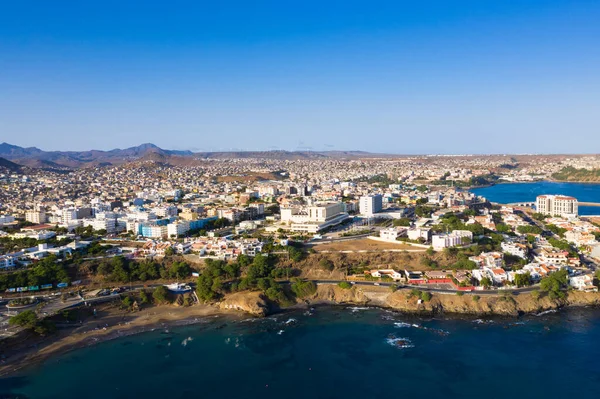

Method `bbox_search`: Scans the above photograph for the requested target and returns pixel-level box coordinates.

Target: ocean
[470,181,600,215]
[2,306,600,399]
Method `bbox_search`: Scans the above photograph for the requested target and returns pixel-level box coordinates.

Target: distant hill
[0,156,23,172]
[0,142,383,168]
[0,142,195,168]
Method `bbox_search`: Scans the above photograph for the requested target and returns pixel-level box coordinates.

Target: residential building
[536,195,578,217]
[432,230,473,249]
[359,195,383,216]
[25,210,46,224]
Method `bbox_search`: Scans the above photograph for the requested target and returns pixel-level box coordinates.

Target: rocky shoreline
[2,285,599,377]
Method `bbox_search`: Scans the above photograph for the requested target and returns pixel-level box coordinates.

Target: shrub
[153,286,170,304]
[472,295,480,302]
[420,291,432,302]
[338,281,352,289]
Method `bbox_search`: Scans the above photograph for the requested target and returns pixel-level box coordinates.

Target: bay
[2,306,600,399]
[470,181,600,215]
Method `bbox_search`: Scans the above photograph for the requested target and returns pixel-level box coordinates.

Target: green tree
[319,258,334,271]
[153,285,170,304]
[291,278,317,298]
[513,272,532,288]
[9,310,38,329]
[338,281,352,289]
[480,277,492,289]
[420,291,432,302]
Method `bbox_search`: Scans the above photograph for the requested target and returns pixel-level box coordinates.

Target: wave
[386,335,414,349]
[181,336,193,347]
[535,309,557,317]
[348,307,370,313]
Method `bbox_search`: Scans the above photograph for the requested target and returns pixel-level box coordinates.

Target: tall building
[359,195,383,216]
[277,202,349,233]
[536,195,578,217]
[26,211,46,224]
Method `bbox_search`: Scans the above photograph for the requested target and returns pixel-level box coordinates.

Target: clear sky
[1,0,599,154]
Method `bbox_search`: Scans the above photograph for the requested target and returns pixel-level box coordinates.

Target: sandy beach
[0,302,242,377]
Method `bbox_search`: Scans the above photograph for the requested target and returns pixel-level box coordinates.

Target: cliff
[214,285,600,317]
[218,291,270,316]
[304,285,600,316]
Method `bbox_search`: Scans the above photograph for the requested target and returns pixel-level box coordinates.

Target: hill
[0,143,383,168]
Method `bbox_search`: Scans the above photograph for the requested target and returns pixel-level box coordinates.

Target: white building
[277,202,349,233]
[431,230,473,250]
[379,227,406,242]
[501,242,528,259]
[536,195,578,217]
[0,255,16,269]
[407,228,431,242]
[25,211,46,224]
[359,195,383,216]
[82,218,116,233]
[60,208,79,225]
[569,274,597,292]
[167,221,190,238]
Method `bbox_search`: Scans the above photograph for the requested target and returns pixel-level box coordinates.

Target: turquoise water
[2,306,600,399]
[471,181,600,215]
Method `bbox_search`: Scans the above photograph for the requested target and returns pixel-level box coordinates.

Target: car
[350,281,356,285]
[374,283,380,286]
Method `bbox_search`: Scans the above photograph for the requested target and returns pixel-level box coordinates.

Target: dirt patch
[312,238,422,252]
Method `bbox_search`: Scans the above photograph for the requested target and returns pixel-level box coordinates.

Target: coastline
[0,303,241,378]
[3,287,600,378]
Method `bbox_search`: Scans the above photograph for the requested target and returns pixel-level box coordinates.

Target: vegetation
[338,281,352,289]
[480,277,492,289]
[319,258,335,271]
[9,310,56,336]
[152,285,170,303]
[539,269,568,300]
[513,272,532,287]
[552,166,600,182]
[517,225,543,235]
[472,295,480,302]
[290,278,317,298]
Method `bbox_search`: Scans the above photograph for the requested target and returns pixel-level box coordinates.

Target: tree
[338,281,352,289]
[426,247,434,256]
[164,247,175,256]
[513,272,532,288]
[393,218,411,227]
[472,295,480,302]
[153,286,169,304]
[139,290,150,304]
[291,278,317,298]
[540,269,568,300]
[319,259,334,271]
[9,310,38,329]
[420,291,432,302]
[169,261,191,279]
[196,274,217,301]
[480,277,492,289]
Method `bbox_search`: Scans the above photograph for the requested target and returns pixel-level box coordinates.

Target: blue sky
[1,0,599,154]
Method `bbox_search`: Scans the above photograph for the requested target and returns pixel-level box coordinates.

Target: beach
[0,301,240,377]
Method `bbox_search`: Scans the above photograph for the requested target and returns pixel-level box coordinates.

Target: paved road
[312,279,539,295]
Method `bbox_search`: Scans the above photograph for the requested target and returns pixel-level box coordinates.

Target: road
[311,279,539,295]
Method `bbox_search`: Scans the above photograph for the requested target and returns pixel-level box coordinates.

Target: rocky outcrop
[308,285,370,305]
[217,285,600,317]
[218,291,270,316]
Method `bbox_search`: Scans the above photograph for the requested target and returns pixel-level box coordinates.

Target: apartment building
[536,195,578,217]
[359,195,383,216]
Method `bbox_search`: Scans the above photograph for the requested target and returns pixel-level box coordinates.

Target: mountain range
[0,142,375,169]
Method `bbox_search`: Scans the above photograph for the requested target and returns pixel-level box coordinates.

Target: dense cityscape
[2,146,600,348]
